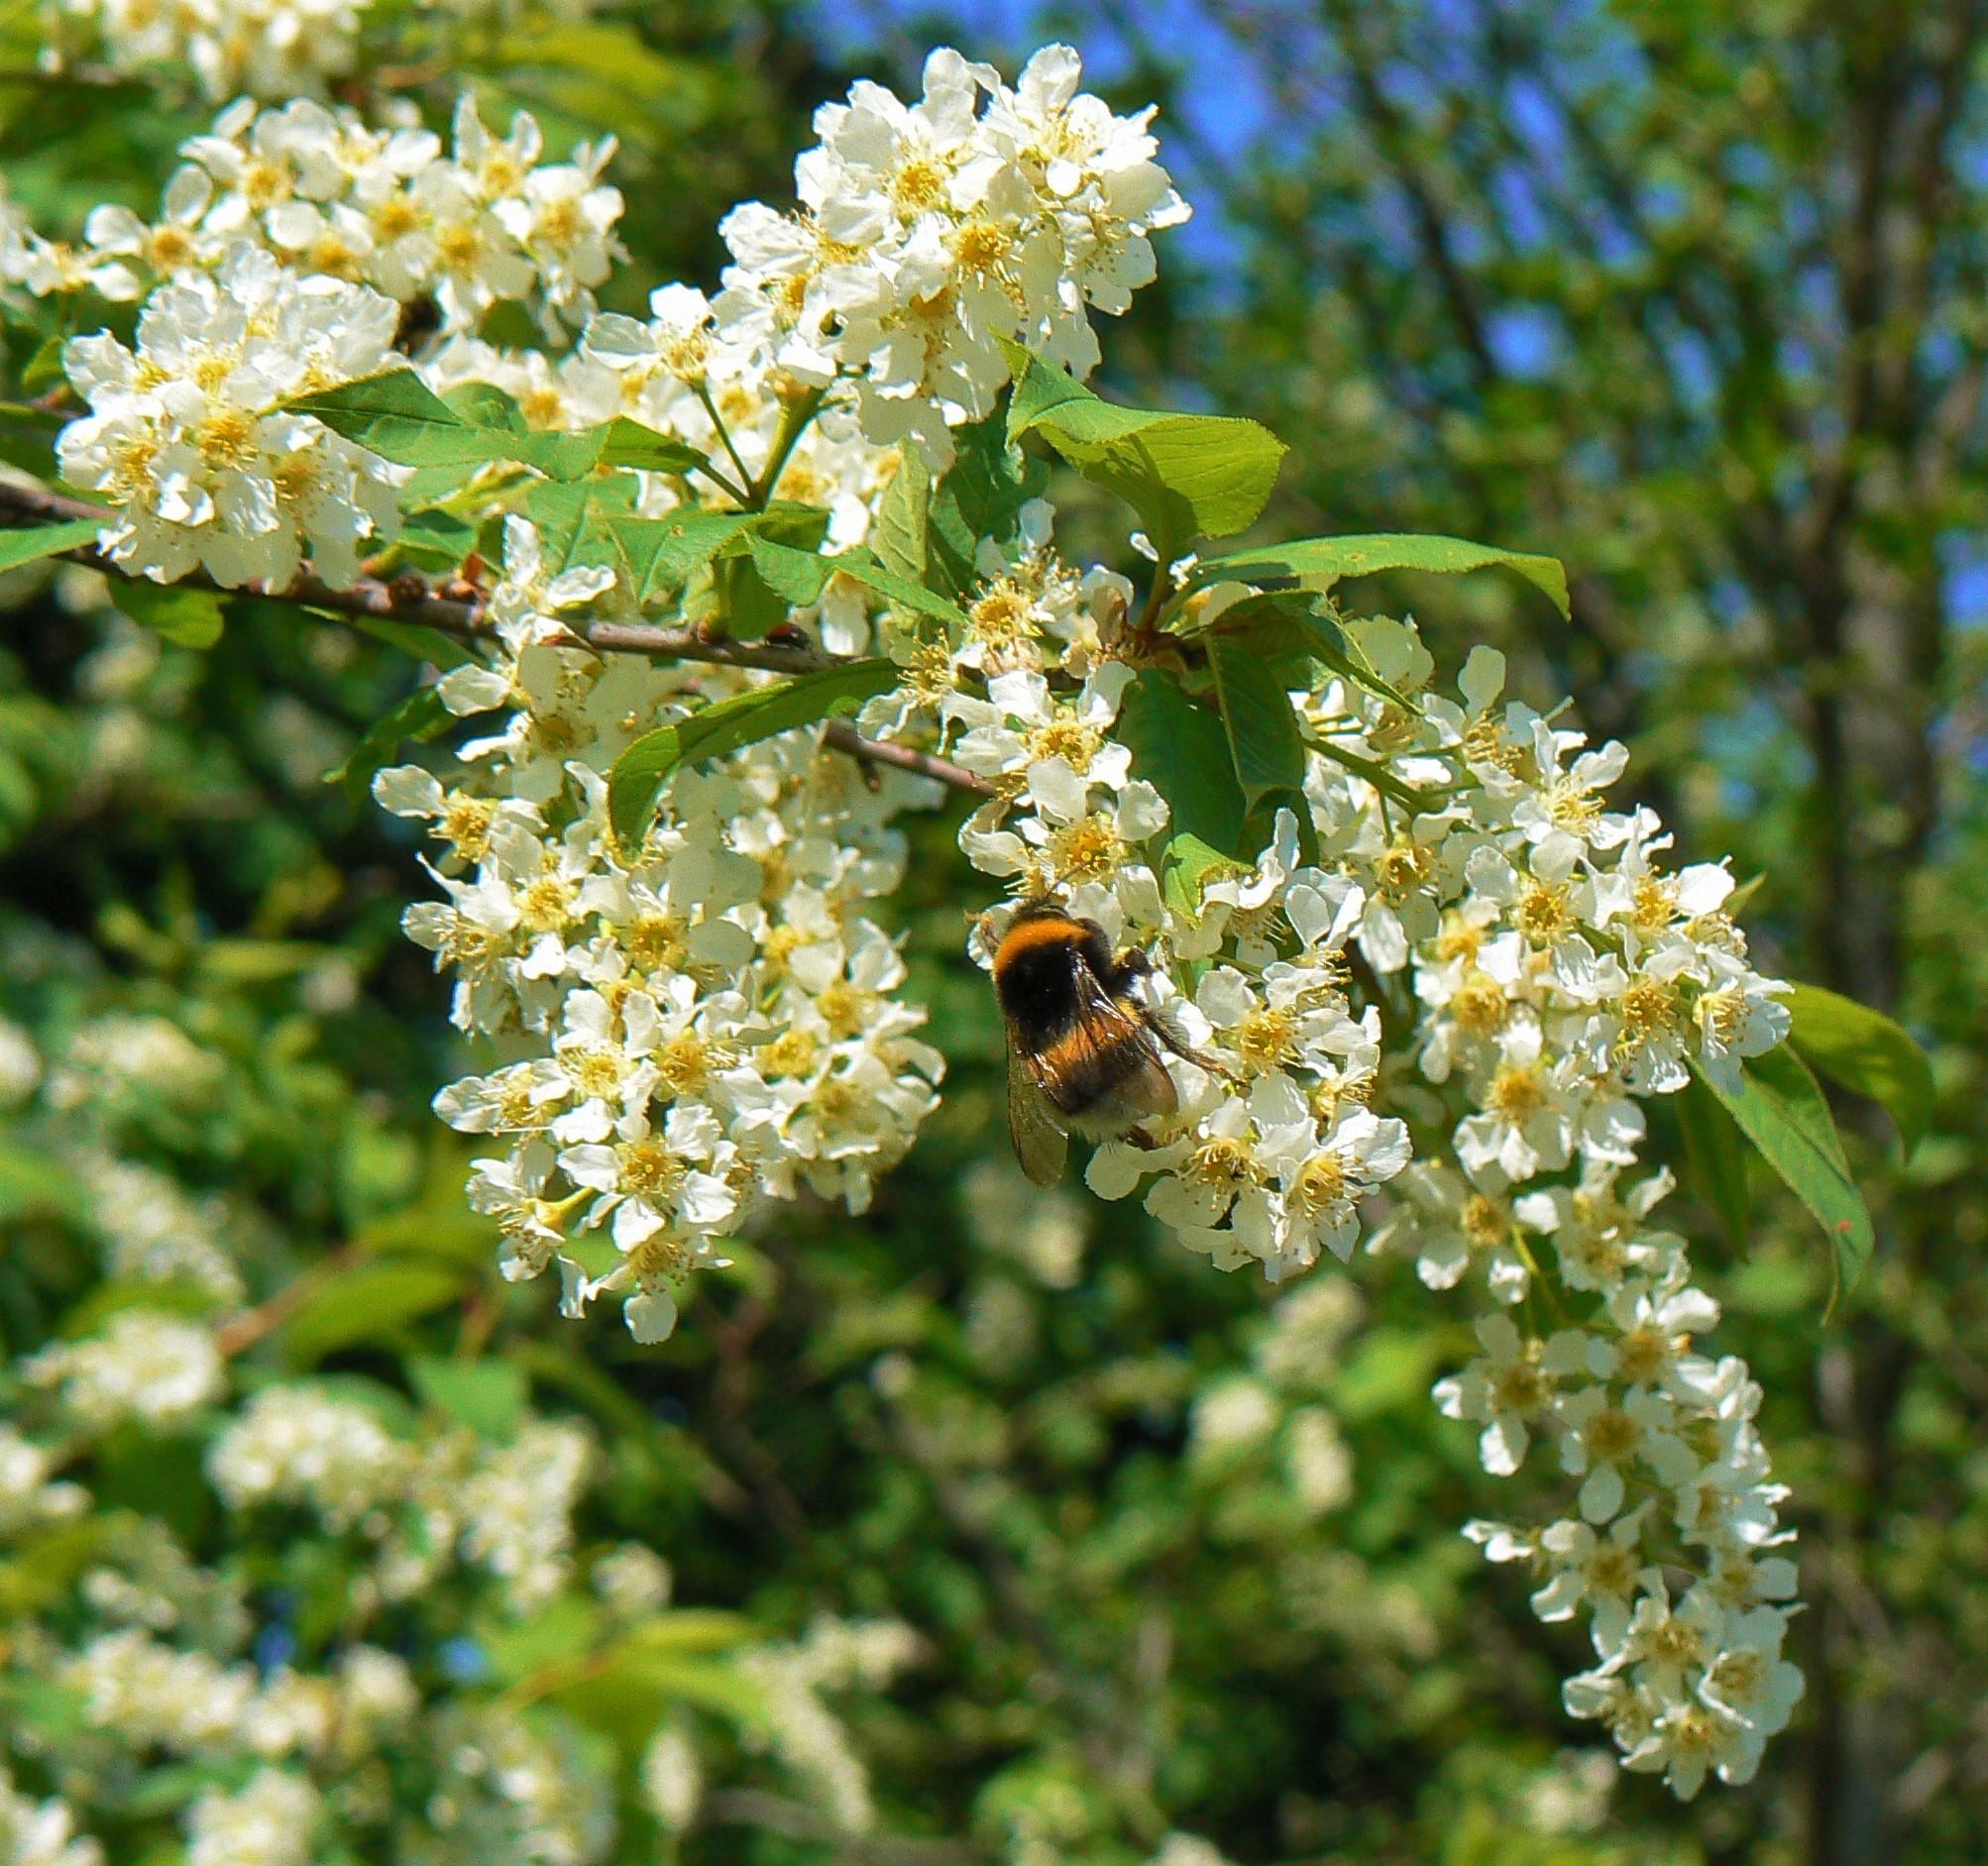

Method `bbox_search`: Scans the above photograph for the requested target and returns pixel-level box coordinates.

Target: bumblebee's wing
[1064,952,1179,1125]
[1005,1022,1069,1186]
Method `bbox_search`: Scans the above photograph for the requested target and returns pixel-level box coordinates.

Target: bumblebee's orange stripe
[1038,1009,1140,1078]
[995,917,1085,959]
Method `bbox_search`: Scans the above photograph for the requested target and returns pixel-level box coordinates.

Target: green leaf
[394,507,479,574]
[59,1276,226,1339]
[1333,1326,1453,1425]
[0,1142,85,1223]
[524,475,630,577]
[281,1258,472,1367]
[484,1595,604,1683]
[610,510,755,601]
[111,578,225,648]
[1677,1076,1750,1250]
[929,413,1049,598]
[999,338,1285,560]
[326,682,451,803]
[0,1677,91,1751]
[1193,531,1571,620]
[743,535,831,605]
[596,416,708,476]
[1785,982,1935,1160]
[1206,639,1305,811]
[607,659,901,847]
[1116,669,1248,857]
[1693,1047,1875,1307]
[832,546,970,630]
[1299,605,1420,713]
[291,371,636,482]
[1160,832,1244,921]
[0,517,98,572]
[0,1519,112,1614]
[872,441,932,587]
[619,1609,757,1654]
[442,381,527,432]
[20,335,65,394]
[325,608,477,670]
[746,537,968,631]
[491,23,715,155]
[710,550,790,638]
[409,1356,527,1441]
[516,427,614,482]
[289,371,502,468]
[556,1651,768,1733]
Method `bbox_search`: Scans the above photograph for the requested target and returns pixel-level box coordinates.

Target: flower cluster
[737,1617,924,1833]
[44,0,602,104]
[55,0,375,103]
[1291,638,1805,1797]
[0,1766,100,1866]
[16,24,1823,1804]
[31,94,623,341]
[380,517,945,1342]
[210,1380,593,1605]
[56,244,408,589]
[871,516,1416,1284]
[23,1309,224,1430]
[579,43,1186,470]
[2,1326,900,1866]
[862,554,1802,1792]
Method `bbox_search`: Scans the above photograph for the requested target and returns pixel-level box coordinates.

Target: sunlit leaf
[999,339,1285,559]
[326,682,451,803]
[111,578,225,648]
[1194,531,1571,619]
[607,659,901,848]
[930,413,1048,597]
[1786,983,1935,1160]
[1207,639,1305,811]
[872,440,932,587]
[1694,1047,1875,1306]
[409,1355,527,1442]
[609,510,754,601]
[281,1258,472,1367]
[1116,669,1248,857]
[0,517,98,572]
[1678,1075,1751,1250]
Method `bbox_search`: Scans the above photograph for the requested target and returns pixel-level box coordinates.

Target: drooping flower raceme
[379,518,945,1345]
[856,555,1803,1797]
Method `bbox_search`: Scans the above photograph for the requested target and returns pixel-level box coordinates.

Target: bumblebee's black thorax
[992,911,1115,1044]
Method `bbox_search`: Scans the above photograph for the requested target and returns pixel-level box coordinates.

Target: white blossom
[57,245,407,589]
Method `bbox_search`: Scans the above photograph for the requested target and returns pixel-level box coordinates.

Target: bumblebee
[983,900,1206,1187]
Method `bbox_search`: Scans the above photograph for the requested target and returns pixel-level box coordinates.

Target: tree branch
[0,476,1001,798]
[822,719,993,796]
[0,477,856,675]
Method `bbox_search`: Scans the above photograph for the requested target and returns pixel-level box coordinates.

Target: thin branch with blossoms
[0,480,997,795]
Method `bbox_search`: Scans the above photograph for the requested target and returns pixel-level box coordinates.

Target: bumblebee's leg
[1107,946,1154,992]
[1146,1004,1236,1081]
